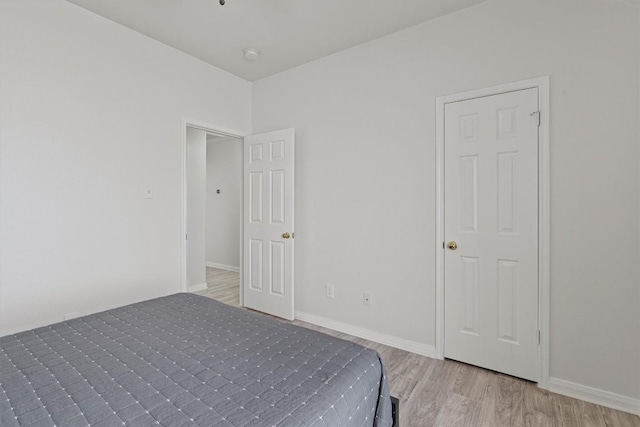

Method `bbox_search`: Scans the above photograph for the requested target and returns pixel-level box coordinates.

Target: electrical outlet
[142,185,153,199]
[325,283,335,299]
[363,292,371,307]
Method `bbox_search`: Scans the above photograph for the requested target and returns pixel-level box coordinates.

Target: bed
[0,293,393,426]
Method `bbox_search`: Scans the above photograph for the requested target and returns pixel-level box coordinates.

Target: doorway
[435,77,550,387]
[181,120,297,321]
[182,120,245,308]
[203,133,242,305]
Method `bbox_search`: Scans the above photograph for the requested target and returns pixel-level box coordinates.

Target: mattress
[0,293,392,426]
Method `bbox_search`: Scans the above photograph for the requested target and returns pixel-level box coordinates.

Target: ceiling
[65,0,486,82]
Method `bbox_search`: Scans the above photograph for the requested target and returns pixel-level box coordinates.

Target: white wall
[206,137,242,270]
[252,0,640,402]
[0,0,251,335]
[187,128,208,289]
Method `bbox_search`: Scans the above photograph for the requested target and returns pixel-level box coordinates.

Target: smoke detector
[243,48,261,61]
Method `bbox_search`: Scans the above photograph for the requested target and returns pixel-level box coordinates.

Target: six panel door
[243,129,295,320]
[444,88,539,381]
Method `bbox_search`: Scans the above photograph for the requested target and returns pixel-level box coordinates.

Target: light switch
[142,185,153,199]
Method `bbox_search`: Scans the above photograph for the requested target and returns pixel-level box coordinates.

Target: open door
[243,129,295,320]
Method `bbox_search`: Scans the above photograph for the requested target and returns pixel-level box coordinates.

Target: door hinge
[531,111,541,127]
[537,330,541,344]
[186,234,188,240]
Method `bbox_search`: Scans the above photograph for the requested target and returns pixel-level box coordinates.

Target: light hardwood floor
[196,267,240,307]
[197,268,639,427]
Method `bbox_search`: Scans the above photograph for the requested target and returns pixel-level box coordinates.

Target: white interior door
[243,129,295,320]
[444,88,539,381]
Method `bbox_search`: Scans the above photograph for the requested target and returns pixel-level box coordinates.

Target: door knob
[282,232,291,239]
[447,241,458,250]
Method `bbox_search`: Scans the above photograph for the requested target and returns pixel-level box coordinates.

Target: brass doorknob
[282,232,291,239]
[447,241,458,250]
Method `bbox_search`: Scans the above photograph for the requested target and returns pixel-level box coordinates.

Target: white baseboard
[187,283,208,293]
[548,377,640,416]
[206,262,240,272]
[295,311,437,359]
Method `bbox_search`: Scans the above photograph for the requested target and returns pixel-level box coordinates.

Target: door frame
[180,118,246,305]
[434,76,550,388]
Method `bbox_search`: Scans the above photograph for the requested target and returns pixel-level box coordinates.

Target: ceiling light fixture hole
[243,48,261,61]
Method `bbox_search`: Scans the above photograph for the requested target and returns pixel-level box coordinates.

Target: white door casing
[181,119,247,306]
[243,129,295,320]
[443,88,539,381]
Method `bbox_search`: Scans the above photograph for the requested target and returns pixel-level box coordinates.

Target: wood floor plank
[386,353,434,403]
[558,395,607,427]
[197,270,640,427]
[382,347,412,376]
[522,385,561,427]
[452,361,491,402]
[197,267,240,306]
[435,392,482,427]
[403,358,460,426]
[479,374,526,427]
[599,404,640,427]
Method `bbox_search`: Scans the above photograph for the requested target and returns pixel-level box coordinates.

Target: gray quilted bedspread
[0,293,392,427]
